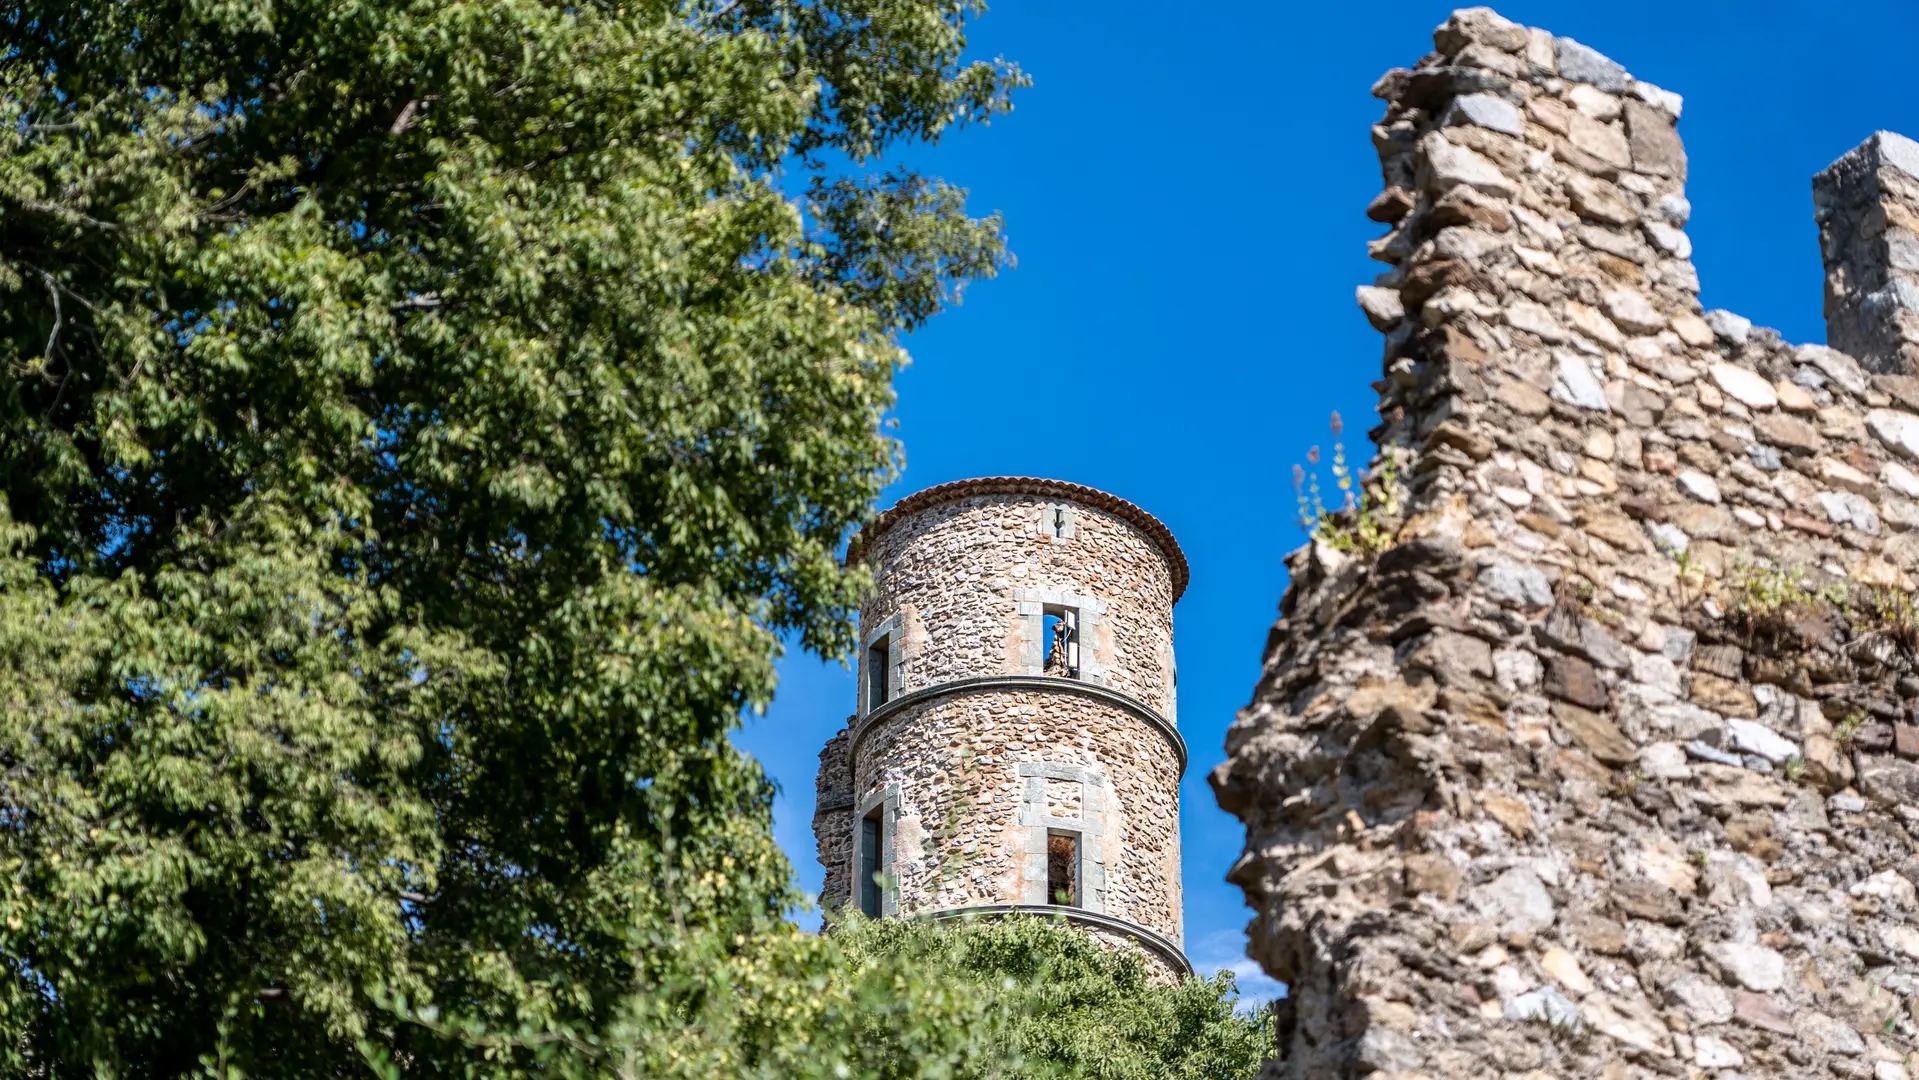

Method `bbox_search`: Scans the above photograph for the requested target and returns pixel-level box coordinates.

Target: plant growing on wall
[1293,412,1405,557]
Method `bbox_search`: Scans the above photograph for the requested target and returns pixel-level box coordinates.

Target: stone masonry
[817,478,1191,980]
[1214,9,1919,1078]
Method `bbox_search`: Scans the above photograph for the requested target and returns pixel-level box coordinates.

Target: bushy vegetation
[0,0,1271,1075]
[838,915,1273,1080]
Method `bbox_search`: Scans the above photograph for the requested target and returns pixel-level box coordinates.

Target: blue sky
[735,0,1919,999]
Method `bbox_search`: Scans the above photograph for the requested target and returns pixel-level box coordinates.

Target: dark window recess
[1046,831,1079,906]
[1042,608,1079,677]
[859,811,884,916]
[1050,506,1070,538]
[866,638,891,709]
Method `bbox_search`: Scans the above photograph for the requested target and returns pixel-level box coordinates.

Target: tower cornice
[845,477,1190,602]
[847,674,1187,775]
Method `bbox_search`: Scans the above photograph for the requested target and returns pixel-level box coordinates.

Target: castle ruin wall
[1214,8,1919,1078]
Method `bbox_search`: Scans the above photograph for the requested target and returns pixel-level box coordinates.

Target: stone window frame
[850,782,902,917]
[1017,762,1107,913]
[1013,588,1107,685]
[1040,502,1076,542]
[858,613,905,718]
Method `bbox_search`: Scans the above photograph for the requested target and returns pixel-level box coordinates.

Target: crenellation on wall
[1216,8,1919,1078]
[1816,132,1919,375]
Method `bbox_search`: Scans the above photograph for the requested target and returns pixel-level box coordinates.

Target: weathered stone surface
[1356,285,1405,329]
[1706,941,1787,991]
[1545,653,1609,708]
[1444,92,1524,135]
[1625,99,1686,179]
[1553,701,1635,765]
[1710,362,1779,408]
[1421,132,1515,198]
[1552,351,1609,410]
[1755,411,1824,453]
[1860,756,1919,809]
[1217,16,1919,1079]
[1554,36,1629,91]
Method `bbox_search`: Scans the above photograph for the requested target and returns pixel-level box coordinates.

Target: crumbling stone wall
[850,687,1184,940]
[1214,9,1919,1078]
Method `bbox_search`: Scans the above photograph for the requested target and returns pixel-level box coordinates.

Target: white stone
[1884,924,1919,960]
[1494,649,1543,692]
[1567,83,1622,121]
[1421,132,1515,198]
[1479,557,1553,609]
[1446,93,1524,135]
[1540,947,1595,996]
[1705,309,1752,344]
[1667,972,1733,1024]
[1799,343,1867,394]
[1798,1011,1869,1056]
[1869,408,1919,460]
[1603,289,1665,334]
[1644,220,1692,259]
[1506,300,1566,342]
[1633,80,1685,119]
[1704,941,1786,991]
[1709,363,1778,409]
[1694,1034,1744,1068]
[1870,130,1919,182]
[1552,351,1609,411]
[1677,470,1721,504]
[1646,522,1688,555]
[1852,869,1918,906]
[1726,718,1797,763]
[1564,301,1624,348]
[1555,37,1629,91]
[1356,285,1405,330]
[1630,650,1682,696]
[1579,994,1672,1057]
[1638,742,1691,779]
[1472,866,1556,935]
[1884,461,1919,498]
[1504,985,1580,1027]
[1659,193,1692,226]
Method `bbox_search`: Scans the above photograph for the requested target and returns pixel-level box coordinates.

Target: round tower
[812,477,1190,979]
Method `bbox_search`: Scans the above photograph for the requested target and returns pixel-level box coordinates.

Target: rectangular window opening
[1041,606,1079,678]
[1046,831,1079,907]
[1049,505,1071,539]
[865,636,891,710]
[859,810,884,917]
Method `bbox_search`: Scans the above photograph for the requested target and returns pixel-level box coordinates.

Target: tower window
[1042,605,1079,678]
[865,635,892,710]
[1041,503,1076,540]
[859,809,885,916]
[1046,831,1079,906]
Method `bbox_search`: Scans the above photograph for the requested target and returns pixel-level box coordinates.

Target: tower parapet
[814,477,1190,979]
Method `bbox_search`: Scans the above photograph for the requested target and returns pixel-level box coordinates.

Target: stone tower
[813,477,1191,979]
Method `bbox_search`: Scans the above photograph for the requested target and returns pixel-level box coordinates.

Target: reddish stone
[1897,724,1919,759]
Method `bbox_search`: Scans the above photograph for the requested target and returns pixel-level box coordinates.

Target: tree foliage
[0,0,1020,1072]
[0,2,1271,1077]
[838,916,1273,1080]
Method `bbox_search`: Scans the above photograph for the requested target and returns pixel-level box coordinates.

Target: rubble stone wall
[855,491,1178,709]
[1213,9,1919,1079]
[816,483,1189,982]
[848,687,1184,946]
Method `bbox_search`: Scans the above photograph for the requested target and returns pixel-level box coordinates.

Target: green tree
[0,0,1019,1073]
[837,915,1273,1080]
